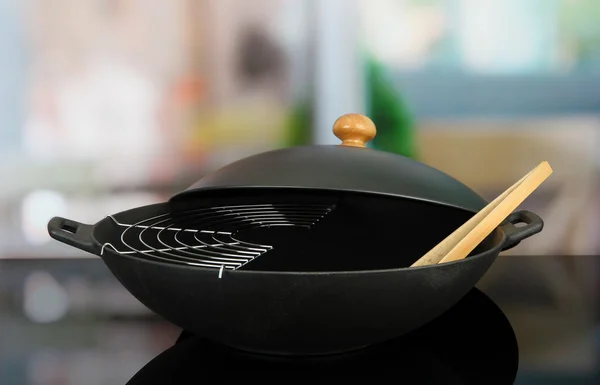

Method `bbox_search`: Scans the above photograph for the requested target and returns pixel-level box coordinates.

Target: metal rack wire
[100,203,335,274]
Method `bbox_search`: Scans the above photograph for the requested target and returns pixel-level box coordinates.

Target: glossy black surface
[126,288,519,384]
[171,145,488,213]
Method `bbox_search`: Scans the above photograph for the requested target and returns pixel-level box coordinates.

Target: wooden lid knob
[332,113,376,148]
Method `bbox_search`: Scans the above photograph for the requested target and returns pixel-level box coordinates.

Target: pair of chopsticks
[411,161,553,267]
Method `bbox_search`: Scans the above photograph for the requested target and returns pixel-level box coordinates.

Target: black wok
[47,113,544,355]
[47,187,542,356]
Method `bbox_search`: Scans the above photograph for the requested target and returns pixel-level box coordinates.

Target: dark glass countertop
[0,257,598,384]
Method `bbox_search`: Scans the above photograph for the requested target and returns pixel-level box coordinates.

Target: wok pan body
[100,237,499,355]
[48,190,541,355]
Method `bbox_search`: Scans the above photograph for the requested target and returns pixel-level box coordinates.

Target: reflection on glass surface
[124,288,521,384]
[0,259,598,384]
[23,271,69,323]
[0,259,180,385]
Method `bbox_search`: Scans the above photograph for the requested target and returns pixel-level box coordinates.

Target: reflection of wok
[127,288,518,384]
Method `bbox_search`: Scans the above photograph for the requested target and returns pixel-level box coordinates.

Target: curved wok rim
[98,186,501,276]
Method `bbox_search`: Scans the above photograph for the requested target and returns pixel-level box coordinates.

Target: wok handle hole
[62,223,78,234]
[513,222,527,228]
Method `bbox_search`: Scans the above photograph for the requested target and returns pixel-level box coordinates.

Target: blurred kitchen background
[1,0,600,383]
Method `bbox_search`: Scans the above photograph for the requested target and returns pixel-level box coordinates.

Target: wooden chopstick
[410,165,539,267]
[437,161,552,264]
[410,161,552,267]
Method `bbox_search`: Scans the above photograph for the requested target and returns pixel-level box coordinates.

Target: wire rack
[100,203,336,275]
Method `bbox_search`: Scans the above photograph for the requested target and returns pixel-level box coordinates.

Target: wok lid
[171,113,486,213]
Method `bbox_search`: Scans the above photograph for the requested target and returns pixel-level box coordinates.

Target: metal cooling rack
[100,203,335,276]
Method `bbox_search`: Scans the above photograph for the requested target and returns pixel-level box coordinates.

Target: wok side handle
[500,210,544,251]
[48,216,101,255]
